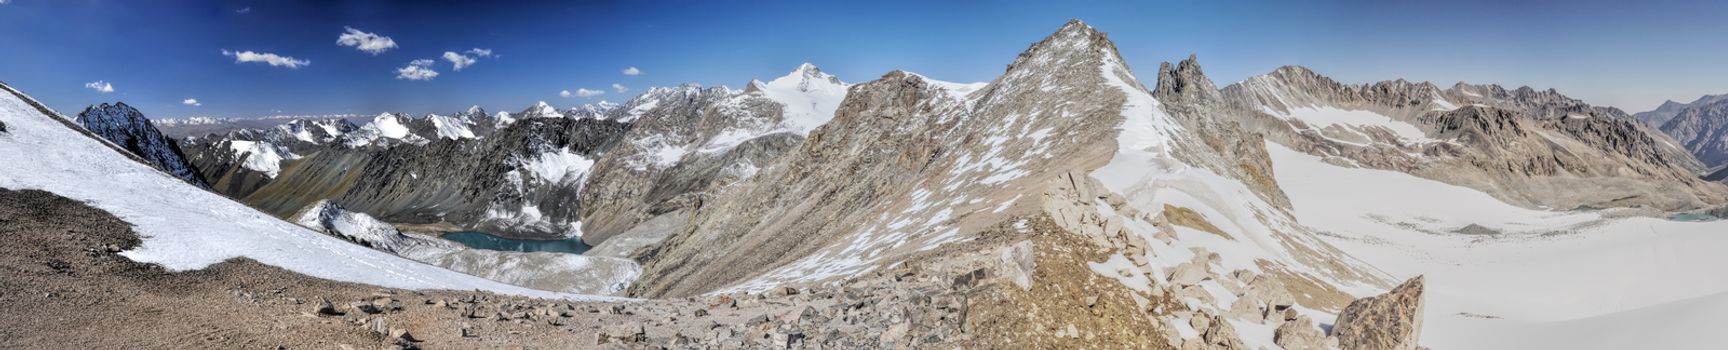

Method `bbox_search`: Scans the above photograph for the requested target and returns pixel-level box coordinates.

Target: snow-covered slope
[427,113,478,140]
[344,112,430,147]
[226,139,299,178]
[1270,142,1728,349]
[746,62,852,133]
[0,82,597,300]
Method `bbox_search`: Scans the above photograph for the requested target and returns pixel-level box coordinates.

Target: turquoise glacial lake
[440,231,591,254]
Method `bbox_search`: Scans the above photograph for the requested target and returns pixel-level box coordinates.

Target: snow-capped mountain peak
[565,101,621,119]
[522,101,565,119]
[753,63,851,133]
[459,104,487,118]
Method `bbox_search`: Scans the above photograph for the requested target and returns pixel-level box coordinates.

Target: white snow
[1269,142,1728,349]
[0,85,597,300]
[620,99,658,123]
[427,114,477,140]
[527,101,564,119]
[521,148,594,186]
[1274,106,1437,144]
[227,140,299,178]
[1089,48,1180,191]
[370,113,411,139]
[753,63,850,134]
[629,135,687,171]
[292,200,412,252]
[1432,97,1459,111]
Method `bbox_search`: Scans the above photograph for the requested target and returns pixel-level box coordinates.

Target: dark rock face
[1660,99,1728,171]
[179,108,632,239]
[1332,276,1425,350]
[74,103,208,187]
[1154,55,1222,104]
[339,117,630,237]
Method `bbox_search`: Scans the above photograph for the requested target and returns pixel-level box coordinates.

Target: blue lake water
[1668,213,1721,222]
[440,231,590,254]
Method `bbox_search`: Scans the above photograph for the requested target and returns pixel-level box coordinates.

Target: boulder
[998,240,1036,291]
[1200,314,1243,348]
[350,301,383,314]
[1274,315,1326,350]
[314,298,343,316]
[1168,262,1210,286]
[1332,276,1425,350]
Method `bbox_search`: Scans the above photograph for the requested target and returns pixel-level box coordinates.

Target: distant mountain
[1636,94,1728,126]
[74,102,209,187]
[178,105,630,238]
[1213,65,1723,210]
[153,114,369,138]
[1658,98,1728,173]
[577,64,852,248]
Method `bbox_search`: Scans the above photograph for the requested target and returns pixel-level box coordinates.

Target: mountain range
[7,19,1728,349]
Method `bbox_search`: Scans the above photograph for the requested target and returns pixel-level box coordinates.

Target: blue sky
[2,0,1726,118]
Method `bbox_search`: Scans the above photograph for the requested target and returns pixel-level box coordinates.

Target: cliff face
[75,102,208,187]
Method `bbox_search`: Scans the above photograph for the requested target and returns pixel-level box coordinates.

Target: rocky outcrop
[75,102,208,187]
[1332,276,1425,350]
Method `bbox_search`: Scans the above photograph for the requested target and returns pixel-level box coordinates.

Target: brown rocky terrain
[1217,65,1726,211]
[0,186,1217,349]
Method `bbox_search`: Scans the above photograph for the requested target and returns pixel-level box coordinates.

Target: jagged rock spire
[1155,54,1222,103]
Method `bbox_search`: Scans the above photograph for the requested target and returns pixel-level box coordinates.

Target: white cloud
[236,7,250,13]
[611,83,628,93]
[221,50,310,68]
[440,48,495,71]
[0,0,12,4]
[560,88,604,98]
[442,52,477,71]
[336,26,397,55]
[395,59,439,81]
[84,81,114,93]
[182,98,201,106]
[621,67,642,76]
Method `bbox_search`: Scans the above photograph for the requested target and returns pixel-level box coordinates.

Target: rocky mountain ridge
[1214,64,1724,210]
[1637,93,1728,126]
[1657,98,1728,175]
